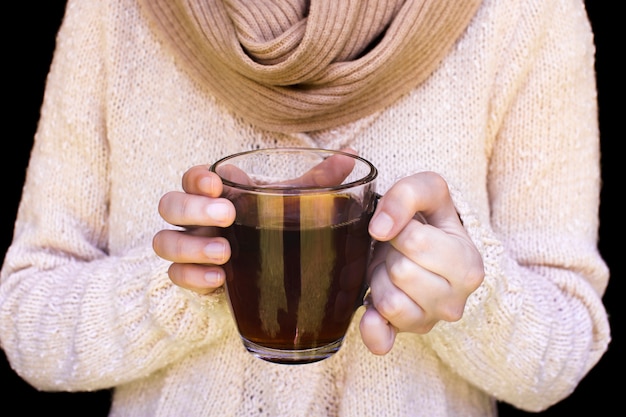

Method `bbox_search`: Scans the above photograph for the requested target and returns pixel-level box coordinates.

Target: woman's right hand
[152,165,236,295]
[153,148,357,295]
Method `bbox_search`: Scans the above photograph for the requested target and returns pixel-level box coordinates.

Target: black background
[3,2,618,415]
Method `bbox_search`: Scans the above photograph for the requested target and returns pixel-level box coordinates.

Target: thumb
[285,148,358,187]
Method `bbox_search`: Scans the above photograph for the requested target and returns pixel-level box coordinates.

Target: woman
[0,0,610,416]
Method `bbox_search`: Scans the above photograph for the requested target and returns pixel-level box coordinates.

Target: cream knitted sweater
[0,0,610,416]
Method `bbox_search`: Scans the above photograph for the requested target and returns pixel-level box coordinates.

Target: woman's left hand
[360,171,485,355]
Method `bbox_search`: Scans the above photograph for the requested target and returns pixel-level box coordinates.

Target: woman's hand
[152,166,236,295]
[360,172,485,355]
[152,148,358,295]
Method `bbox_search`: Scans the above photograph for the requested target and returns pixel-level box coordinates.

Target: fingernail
[370,212,393,238]
[204,270,222,286]
[207,202,231,221]
[199,176,214,192]
[204,241,226,261]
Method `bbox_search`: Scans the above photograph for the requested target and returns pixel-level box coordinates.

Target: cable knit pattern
[0,0,610,416]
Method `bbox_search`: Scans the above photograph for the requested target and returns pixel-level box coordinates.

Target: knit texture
[137,0,481,132]
[0,0,610,416]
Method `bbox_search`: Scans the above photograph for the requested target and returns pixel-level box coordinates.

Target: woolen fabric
[0,0,610,416]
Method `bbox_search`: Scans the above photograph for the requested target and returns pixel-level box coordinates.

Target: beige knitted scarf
[139,0,481,133]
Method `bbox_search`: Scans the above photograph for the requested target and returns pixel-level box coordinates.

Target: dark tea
[221,194,374,364]
[211,147,378,364]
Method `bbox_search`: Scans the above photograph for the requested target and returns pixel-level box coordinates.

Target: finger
[167,263,226,295]
[182,166,225,196]
[367,240,390,282]
[368,259,434,333]
[158,191,235,227]
[359,299,397,355]
[384,247,464,324]
[153,229,230,265]
[285,148,357,187]
[212,164,255,187]
[390,219,484,298]
[369,172,461,241]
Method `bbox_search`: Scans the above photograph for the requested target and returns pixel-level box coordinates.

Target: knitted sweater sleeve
[0,0,231,391]
[422,0,610,411]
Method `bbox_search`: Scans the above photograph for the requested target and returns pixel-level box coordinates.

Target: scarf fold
[139,0,481,133]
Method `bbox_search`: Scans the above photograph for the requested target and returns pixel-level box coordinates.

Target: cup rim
[209,147,378,193]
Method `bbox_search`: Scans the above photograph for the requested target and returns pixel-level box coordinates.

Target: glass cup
[210,148,378,364]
